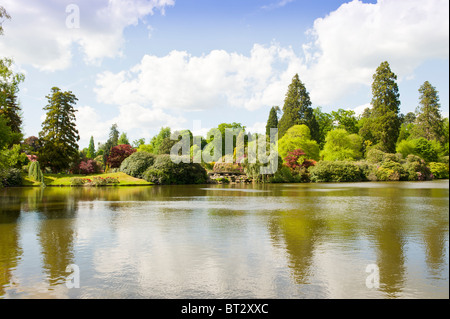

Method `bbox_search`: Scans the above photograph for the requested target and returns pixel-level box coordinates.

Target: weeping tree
[28,161,45,186]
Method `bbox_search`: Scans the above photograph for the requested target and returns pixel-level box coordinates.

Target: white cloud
[0,0,174,71]
[94,0,448,118]
[302,0,449,105]
[95,43,304,112]
[76,104,184,147]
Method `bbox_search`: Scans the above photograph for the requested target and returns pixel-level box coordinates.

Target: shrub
[309,161,364,182]
[375,160,408,181]
[429,162,449,179]
[366,148,386,164]
[320,129,363,161]
[283,149,316,171]
[120,151,156,178]
[1,168,23,187]
[143,154,207,185]
[90,176,119,186]
[107,144,136,168]
[70,177,87,186]
[403,155,432,181]
[213,155,244,174]
[79,159,101,175]
[269,166,297,183]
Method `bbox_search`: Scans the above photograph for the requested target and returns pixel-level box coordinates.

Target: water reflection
[0,181,448,298]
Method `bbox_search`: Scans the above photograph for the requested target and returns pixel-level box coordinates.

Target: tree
[320,129,363,161]
[86,136,96,159]
[206,123,245,158]
[369,61,401,153]
[149,127,171,155]
[313,107,334,149]
[412,81,444,142]
[397,112,416,143]
[0,6,11,35]
[277,124,320,161]
[28,161,45,185]
[266,106,279,139]
[331,109,358,134]
[132,138,146,148]
[0,58,25,145]
[0,114,12,150]
[101,123,120,165]
[38,87,80,172]
[109,123,120,147]
[118,132,129,145]
[278,74,319,141]
[23,136,41,155]
[107,144,136,168]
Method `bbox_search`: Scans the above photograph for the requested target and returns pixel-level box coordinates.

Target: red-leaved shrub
[107,144,136,168]
[284,149,316,171]
[79,159,101,175]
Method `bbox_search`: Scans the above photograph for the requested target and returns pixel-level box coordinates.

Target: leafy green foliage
[313,107,334,148]
[38,87,80,172]
[412,81,444,142]
[149,127,171,155]
[118,132,129,145]
[309,161,365,182]
[396,138,440,162]
[367,61,401,153]
[331,109,359,134]
[320,129,362,161]
[28,161,45,184]
[120,151,156,178]
[1,168,22,186]
[278,74,319,141]
[429,162,449,179]
[278,125,320,161]
[375,160,408,181]
[143,154,207,185]
[403,155,432,181]
[86,136,96,159]
[266,106,279,138]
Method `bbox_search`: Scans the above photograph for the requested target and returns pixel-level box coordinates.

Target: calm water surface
[0,181,448,299]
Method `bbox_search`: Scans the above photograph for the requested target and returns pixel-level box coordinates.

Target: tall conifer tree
[413,81,444,142]
[38,87,80,172]
[369,61,401,153]
[266,106,279,139]
[277,74,319,141]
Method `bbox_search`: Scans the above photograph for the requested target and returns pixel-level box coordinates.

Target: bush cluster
[120,151,156,178]
[1,168,23,187]
[143,154,207,185]
[309,161,365,182]
[78,159,102,175]
[429,162,449,179]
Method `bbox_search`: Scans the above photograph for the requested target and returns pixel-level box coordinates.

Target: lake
[0,181,448,299]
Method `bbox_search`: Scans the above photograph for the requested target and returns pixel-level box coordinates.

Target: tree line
[1,6,448,186]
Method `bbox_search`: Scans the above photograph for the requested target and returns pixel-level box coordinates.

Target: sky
[0,0,448,148]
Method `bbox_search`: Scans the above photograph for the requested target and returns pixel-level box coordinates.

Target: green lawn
[23,172,152,186]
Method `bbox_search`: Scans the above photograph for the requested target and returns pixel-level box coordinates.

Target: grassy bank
[23,172,152,187]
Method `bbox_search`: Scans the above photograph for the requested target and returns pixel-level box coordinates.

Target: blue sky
[0,0,448,148]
